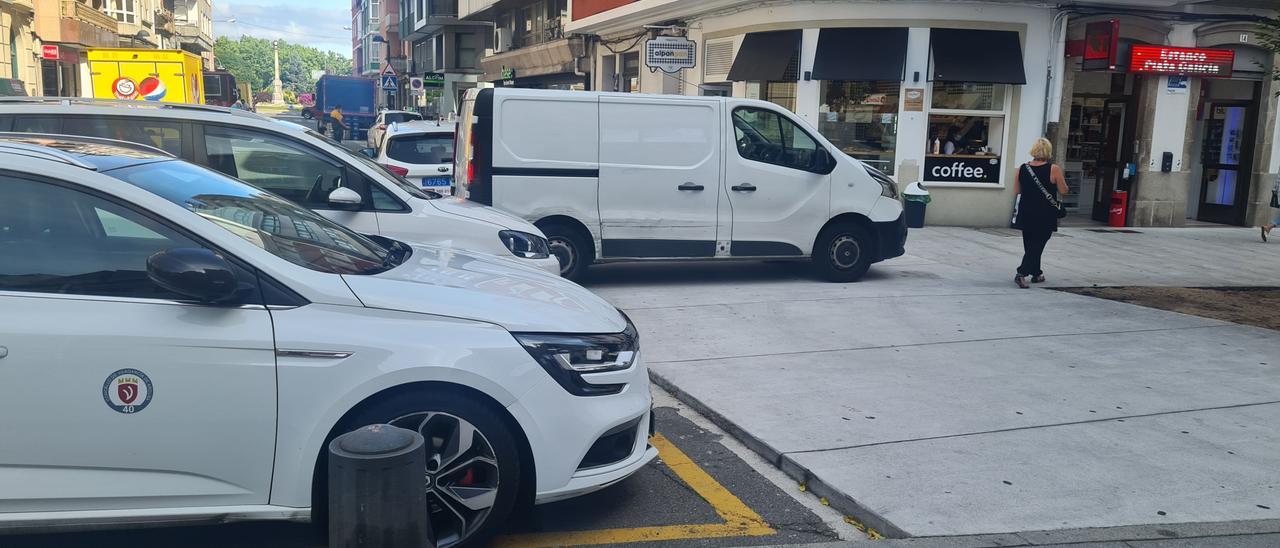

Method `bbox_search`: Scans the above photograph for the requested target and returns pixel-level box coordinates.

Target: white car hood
[428,196,542,234]
[343,242,624,333]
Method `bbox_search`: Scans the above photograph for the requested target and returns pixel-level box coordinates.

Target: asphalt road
[3,394,843,548]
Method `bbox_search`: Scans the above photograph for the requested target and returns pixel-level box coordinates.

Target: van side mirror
[811,148,837,175]
[147,248,239,303]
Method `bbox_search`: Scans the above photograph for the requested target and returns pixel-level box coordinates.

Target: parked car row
[0,131,654,547]
[0,98,561,276]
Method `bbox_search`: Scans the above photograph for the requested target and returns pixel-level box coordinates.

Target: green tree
[214,36,353,97]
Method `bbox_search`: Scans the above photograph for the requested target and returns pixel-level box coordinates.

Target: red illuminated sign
[1083,20,1119,71]
[41,45,60,60]
[1129,45,1234,78]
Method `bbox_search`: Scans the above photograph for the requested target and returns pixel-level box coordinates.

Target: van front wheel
[540,222,591,280]
[814,223,874,282]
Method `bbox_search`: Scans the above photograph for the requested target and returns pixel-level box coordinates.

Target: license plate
[423,176,451,187]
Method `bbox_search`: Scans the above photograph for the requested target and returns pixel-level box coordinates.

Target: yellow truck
[86,48,205,104]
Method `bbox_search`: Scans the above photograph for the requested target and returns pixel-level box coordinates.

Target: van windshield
[103,160,406,275]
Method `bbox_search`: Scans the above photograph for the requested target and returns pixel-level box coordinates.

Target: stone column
[271,39,284,105]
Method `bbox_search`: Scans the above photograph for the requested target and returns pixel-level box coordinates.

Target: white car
[0,136,656,547]
[366,120,457,197]
[367,109,425,149]
[0,98,561,276]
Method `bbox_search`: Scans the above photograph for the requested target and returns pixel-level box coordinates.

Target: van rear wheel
[539,222,591,280]
[814,223,874,282]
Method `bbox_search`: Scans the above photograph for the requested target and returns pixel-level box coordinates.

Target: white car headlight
[499,230,551,260]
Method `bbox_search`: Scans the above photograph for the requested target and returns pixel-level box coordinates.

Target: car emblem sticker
[103,369,153,414]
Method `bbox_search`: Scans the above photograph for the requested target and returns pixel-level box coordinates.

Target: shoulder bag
[1024,163,1067,219]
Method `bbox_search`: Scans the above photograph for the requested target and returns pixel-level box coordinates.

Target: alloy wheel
[389,411,500,548]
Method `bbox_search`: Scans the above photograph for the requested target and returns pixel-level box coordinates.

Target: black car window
[63,117,184,156]
[203,126,352,210]
[0,174,206,300]
[386,133,454,165]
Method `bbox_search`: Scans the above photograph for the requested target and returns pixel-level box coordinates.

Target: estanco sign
[925,156,1001,184]
[1130,45,1234,78]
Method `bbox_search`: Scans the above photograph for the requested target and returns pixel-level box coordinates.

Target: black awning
[811,28,908,81]
[930,28,1027,85]
[727,30,802,81]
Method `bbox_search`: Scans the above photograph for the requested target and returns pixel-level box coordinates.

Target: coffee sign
[925,156,1001,184]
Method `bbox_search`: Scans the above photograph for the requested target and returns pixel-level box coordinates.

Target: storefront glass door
[1092,99,1133,222]
[1197,101,1256,225]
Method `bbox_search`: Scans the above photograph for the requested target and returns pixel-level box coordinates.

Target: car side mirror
[359,147,377,158]
[329,186,363,206]
[812,148,837,175]
[147,248,239,303]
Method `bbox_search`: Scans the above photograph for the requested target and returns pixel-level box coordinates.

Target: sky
[213,0,353,56]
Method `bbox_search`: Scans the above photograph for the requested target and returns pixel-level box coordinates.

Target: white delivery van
[455,88,907,281]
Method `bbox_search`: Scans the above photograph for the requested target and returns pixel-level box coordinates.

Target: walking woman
[1012,138,1069,288]
[1262,173,1279,242]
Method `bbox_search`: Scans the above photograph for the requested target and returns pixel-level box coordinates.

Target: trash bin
[1108,190,1128,228]
[903,182,931,229]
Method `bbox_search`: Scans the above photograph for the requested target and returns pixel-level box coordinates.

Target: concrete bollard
[328,424,432,548]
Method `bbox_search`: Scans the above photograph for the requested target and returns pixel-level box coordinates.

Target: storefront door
[1090,98,1137,221]
[1197,99,1258,225]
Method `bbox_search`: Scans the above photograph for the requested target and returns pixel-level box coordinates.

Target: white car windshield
[104,160,406,275]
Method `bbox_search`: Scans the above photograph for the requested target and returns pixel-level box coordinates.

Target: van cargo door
[598,97,721,258]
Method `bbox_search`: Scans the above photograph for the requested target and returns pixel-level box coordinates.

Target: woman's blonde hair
[1030,138,1053,160]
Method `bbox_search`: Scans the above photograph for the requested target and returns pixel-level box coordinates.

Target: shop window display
[924,82,1008,184]
[819,81,899,175]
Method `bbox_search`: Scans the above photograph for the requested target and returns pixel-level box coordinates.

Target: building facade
[32,0,119,96]
[460,0,587,91]
[1,0,39,95]
[400,0,488,116]
[353,0,405,108]
[566,0,1279,228]
[172,0,213,68]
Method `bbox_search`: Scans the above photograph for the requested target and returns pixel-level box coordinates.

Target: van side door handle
[677,182,705,191]
[731,183,757,192]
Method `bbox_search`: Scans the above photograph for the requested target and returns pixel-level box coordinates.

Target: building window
[9,25,18,80]
[621,52,639,93]
[819,81,899,175]
[107,0,137,23]
[454,31,479,69]
[924,82,1010,185]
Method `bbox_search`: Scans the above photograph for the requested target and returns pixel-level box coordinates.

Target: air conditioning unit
[494,27,513,54]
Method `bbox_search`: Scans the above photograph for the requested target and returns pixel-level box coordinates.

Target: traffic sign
[380,64,397,77]
[409,77,424,95]
[380,75,398,90]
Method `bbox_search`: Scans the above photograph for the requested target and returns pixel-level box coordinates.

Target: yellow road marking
[493,433,775,548]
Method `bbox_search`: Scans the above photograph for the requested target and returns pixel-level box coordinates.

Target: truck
[314,75,376,140]
[85,48,204,104]
[202,70,240,107]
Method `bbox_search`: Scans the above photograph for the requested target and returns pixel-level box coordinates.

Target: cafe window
[819,81,899,175]
[924,82,1009,185]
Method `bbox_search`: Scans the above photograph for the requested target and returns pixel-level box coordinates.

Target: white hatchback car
[366,109,425,149]
[366,120,457,197]
[0,136,656,547]
[0,98,561,276]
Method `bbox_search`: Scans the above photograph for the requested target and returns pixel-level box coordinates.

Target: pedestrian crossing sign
[380,75,398,90]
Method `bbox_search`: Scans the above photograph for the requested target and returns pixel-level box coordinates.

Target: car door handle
[678,182,705,191]
[731,184,757,192]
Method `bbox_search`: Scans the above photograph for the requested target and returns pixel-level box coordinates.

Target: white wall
[1147,24,1197,173]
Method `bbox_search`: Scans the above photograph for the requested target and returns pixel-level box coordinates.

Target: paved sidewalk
[586,226,1280,540]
